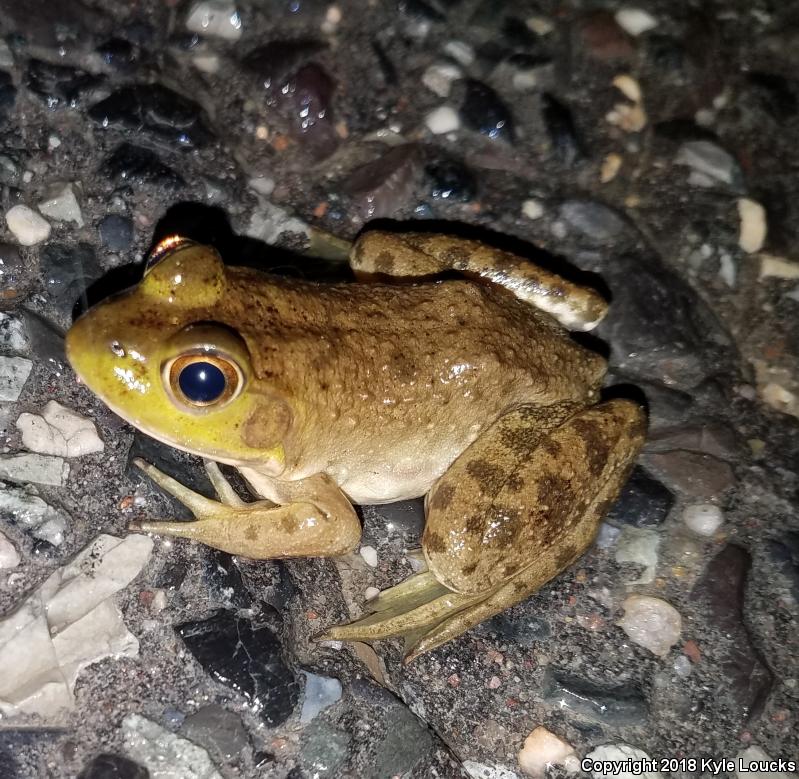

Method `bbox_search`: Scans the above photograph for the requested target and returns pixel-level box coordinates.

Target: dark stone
[479,608,551,646]
[343,144,423,221]
[177,610,299,726]
[766,532,799,602]
[102,144,185,189]
[180,704,250,761]
[21,310,66,369]
[543,669,648,726]
[300,720,350,777]
[606,466,674,528]
[575,11,635,63]
[645,422,741,461]
[371,700,433,778]
[643,451,735,499]
[645,34,687,73]
[367,498,426,540]
[0,242,30,303]
[27,59,105,108]
[502,16,543,49]
[90,85,213,148]
[0,746,18,778]
[203,550,251,609]
[0,72,16,119]
[425,158,476,202]
[559,200,627,242]
[398,0,446,23]
[98,214,134,252]
[78,753,149,779]
[32,538,58,558]
[460,79,514,141]
[690,545,773,722]
[242,39,327,91]
[747,72,799,121]
[653,119,718,144]
[371,41,398,87]
[542,93,585,165]
[39,243,102,316]
[96,38,138,72]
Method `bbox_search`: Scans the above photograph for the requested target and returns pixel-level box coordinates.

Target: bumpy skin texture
[66,231,646,660]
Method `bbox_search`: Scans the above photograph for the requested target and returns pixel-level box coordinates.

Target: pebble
[601,153,623,182]
[425,105,461,135]
[98,215,134,252]
[0,313,29,354]
[38,183,84,227]
[422,62,462,98]
[443,40,474,66]
[0,534,153,718]
[5,205,51,246]
[522,199,545,220]
[122,714,223,779]
[16,401,104,458]
[0,355,32,401]
[300,720,350,778]
[543,670,647,725]
[0,452,69,486]
[0,242,30,302]
[518,726,578,778]
[180,705,250,761]
[542,94,584,165]
[300,671,343,722]
[576,11,636,63]
[607,466,674,528]
[618,595,682,656]
[185,1,242,41]
[675,140,743,189]
[426,158,476,202]
[78,754,149,779]
[614,9,658,36]
[103,143,185,189]
[585,745,662,779]
[559,200,626,243]
[644,451,735,499]
[0,482,69,546]
[735,746,795,779]
[737,198,767,253]
[759,254,799,280]
[464,763,520,779]
[672,654,692,677]
[682,503,723,536]
[360,544,378,567]
[0,529,20,568]
[177,609,299,725]
[0,40,13,69]
[460,80,514,141]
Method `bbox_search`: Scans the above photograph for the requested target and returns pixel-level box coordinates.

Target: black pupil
[178,361,227,403]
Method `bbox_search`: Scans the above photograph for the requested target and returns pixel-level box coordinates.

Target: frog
[65,230,646,663]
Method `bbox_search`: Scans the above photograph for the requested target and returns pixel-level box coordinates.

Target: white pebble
[518,726,577,778]
[586,745,662,779]
[735,746,795,779]
[672,654,692,677]
[618,595,682,657]
[5,205,51,246]
[0,40,14,69]
[718,252,737,287]
[526,16,554,36]
[615,527,660,584]
[248,175,275,196]
[365,586,380,600]
[16,401,104,458]
[521,199,545,220]
[612,74,642,103]
[0,530,20,569]
[360,545,378,567]
[759,254,799,280]
[425,105,460,135]
[682,503,723,536]
[614,8,658,36]
[422,63,462,98]
[737,198,767,254]
[0,453,69,486]
[443,40,474,66]
[185,0,242,41]
[192,53,220,74]
[0,313,30,354]
[0,356,32,401]
[38,183,84,227]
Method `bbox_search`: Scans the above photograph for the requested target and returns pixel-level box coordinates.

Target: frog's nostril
[110,340,126,358]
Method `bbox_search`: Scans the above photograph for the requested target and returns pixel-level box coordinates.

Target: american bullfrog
[65,230,646,662]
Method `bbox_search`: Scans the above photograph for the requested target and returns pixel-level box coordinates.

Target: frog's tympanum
[66,231,645,662]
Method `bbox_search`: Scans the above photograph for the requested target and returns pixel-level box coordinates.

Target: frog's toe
[316,571,485,661]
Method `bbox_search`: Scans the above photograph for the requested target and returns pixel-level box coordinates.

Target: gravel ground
[0,1,798,777]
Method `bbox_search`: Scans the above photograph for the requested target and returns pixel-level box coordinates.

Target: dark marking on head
[571,417,612,477]
[504,562,520,576]
[466,458,506,495]
[482,506,524,549]
[442,246,471,271]
[429,482,455,512]
[424,530,447,554]
[465,513,485,535]
[540,439,562,458]
[555,542,579,571]
[242,400,292,451]
[374,250,395,274]
[506,473,525,493]
[461,562,478,577]
[245,526,258,542]
[499,423,543,457]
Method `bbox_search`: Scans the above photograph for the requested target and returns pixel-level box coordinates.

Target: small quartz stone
[5,205,51,246]
[360,545,378,567]
[0,355,32,401]
[737,198,767,253]
[522,199,545,220]
[618,595,682,657]
[682,503,723,536]
[38,183,84,227]
[0,482,69,546]
[16,401,104,458]
[0,530,20,568]
[0,313,29,353]
[422,63,462,98]
[0,452,69,486]
[518,726,578,778]
[185,1,242,42]
[425,105,460,134]
[585,745,662,779]
[614,9,658,36]
[300,672,343,722]
[615,527,660,583]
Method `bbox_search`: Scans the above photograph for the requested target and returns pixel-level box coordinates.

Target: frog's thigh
[424,399,647,595]
[349,231,607,331]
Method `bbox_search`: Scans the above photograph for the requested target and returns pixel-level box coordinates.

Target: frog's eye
[166,353,243,408]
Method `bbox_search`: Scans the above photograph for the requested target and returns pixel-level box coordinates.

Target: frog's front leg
[129,460,361,558]
[320,399,646,662]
